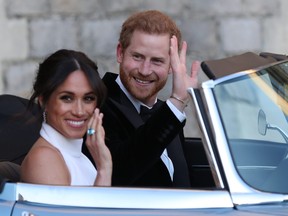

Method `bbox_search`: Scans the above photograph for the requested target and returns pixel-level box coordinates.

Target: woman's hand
[86,108,112,186]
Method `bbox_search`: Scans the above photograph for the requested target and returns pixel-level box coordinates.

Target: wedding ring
[87,128,96,135]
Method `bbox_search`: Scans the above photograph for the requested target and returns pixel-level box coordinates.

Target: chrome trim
[202,70,255,89]
[237,166,276,170]
[188,88,224,188]
[208,70,255,86]
[201,86,246,192]
[201,82,256,191]
[200,74,287,205]
[11,183,234,209]
[232,193,286,206]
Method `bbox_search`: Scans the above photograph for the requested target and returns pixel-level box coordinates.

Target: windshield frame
[196,60,288,203]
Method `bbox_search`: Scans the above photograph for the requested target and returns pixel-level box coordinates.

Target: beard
[119,65,167,105]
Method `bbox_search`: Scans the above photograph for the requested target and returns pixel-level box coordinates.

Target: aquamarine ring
[87,128,95,136]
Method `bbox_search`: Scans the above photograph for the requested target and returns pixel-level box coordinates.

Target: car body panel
[9,205,257,216]
[3,182,233,208]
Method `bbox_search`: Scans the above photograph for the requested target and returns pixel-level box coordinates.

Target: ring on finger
[87,128,96,136]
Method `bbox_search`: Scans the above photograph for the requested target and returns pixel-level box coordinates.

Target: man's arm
[169,35,199,112]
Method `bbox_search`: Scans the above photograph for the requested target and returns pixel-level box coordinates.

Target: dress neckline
[40,122,83,157]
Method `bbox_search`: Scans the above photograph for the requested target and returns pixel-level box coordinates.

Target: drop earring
[43,111,47,123]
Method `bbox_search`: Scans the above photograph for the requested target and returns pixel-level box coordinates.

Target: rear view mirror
[258,109,267,135]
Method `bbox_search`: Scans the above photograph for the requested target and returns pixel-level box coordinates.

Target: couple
[21,10,199,187]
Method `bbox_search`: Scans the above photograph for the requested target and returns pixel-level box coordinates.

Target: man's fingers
[191,60,200,78]
[169,36,179,66]
[179,41,187,65]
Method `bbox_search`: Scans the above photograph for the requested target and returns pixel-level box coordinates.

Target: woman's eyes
[84,95,96,102]
[60,95,72,102]
[59,95,96,103]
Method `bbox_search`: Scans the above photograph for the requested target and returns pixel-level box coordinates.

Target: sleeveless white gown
[40,123,96,186]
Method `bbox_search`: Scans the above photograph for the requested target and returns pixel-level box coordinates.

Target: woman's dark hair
[28,49,107,119]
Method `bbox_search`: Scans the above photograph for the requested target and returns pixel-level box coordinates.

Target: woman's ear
[38,96,44,109]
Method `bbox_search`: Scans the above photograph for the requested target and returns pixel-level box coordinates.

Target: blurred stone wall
[1,0,288,137]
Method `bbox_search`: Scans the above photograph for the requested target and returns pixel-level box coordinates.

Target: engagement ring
[87,128,95,135]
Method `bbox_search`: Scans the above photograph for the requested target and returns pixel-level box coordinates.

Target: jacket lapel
[103,72,143,128]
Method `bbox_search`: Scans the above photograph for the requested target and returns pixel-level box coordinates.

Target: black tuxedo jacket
[83,72,190,187]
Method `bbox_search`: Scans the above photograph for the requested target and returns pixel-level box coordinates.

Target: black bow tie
[140,102,161,122]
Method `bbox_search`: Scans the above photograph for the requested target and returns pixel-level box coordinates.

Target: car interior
[0,93,215,189]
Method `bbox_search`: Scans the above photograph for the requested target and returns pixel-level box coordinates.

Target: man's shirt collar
[116,75,157,113]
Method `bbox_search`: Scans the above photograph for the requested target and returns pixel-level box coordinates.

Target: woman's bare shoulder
[21,137,70,185]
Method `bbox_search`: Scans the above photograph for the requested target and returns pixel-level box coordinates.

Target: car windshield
[213,60,288,194]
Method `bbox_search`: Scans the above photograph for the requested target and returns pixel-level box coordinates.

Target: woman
[21,49,112,186]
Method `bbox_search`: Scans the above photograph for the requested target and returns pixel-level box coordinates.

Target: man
[85,10,199,187]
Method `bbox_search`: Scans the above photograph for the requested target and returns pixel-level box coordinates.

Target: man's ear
[116,43,124,63]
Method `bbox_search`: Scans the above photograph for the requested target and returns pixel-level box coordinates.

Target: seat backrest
[0,94,41,165]
[0,161,20,182]
[183,137,215,188]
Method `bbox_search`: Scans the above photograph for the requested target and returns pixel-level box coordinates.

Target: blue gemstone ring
[87,128,96,136]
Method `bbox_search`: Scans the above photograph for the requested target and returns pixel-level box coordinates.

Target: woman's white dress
[40,122,96,186]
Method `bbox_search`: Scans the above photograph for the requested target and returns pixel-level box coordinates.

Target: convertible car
[1,52,288,215]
